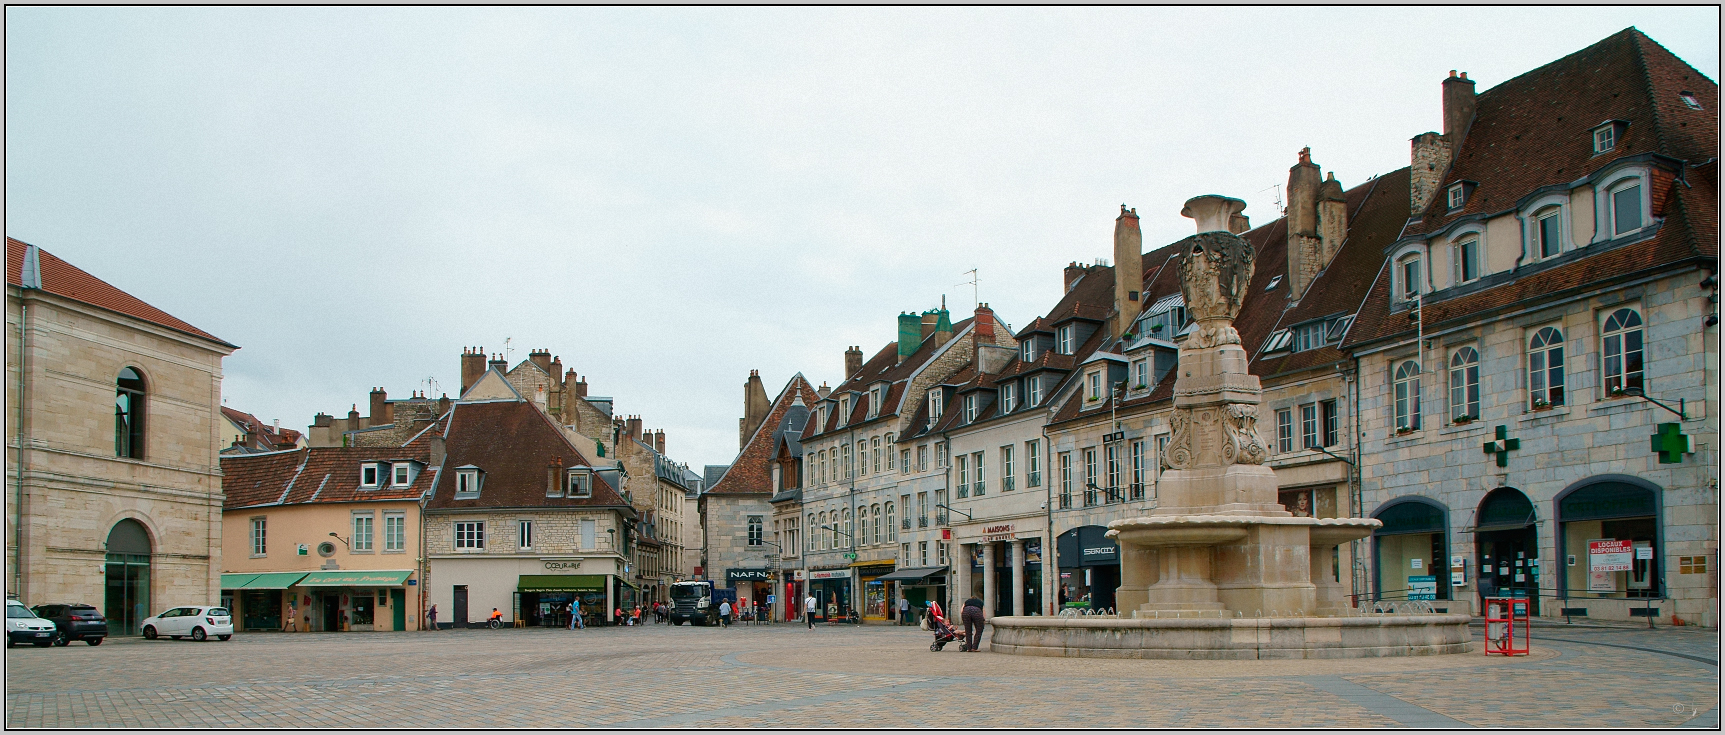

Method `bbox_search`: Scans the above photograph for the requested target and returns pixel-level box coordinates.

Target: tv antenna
[503,337,515,364]
[957,269,980,309]
[1259,184,1284,215]
[422,376,441,398]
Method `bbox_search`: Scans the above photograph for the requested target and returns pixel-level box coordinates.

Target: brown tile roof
[802,316,978,440]
[221,407,303,452]
[1346,28,1718,350]
[6,237,232,347]
[425,400,627,510]
[222,445,433,510]
[707,374,820,495]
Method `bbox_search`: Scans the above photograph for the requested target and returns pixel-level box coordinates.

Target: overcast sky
[7,7,1718,470]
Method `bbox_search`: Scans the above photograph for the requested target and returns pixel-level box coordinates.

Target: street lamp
[934,503,972,521]
[327,532,350,549]
[1621,386,1688,420]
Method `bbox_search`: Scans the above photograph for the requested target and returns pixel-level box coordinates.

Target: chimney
[548,457,563,497]
[529,349,552,374]
[973,303,996,341]
[460,347,486,396]
[920,310,939,340]
[742,370,770,449]
[1443,70,1478,153]
[654,429,665,454]
[932,305,954,348]
[243,429,259,450]
[844,346,863,379]
[437,393,451,415]
[897,312,922,362]
[347,405,360,426]
[626,415,643,443]
[1285,147,1325,300]
[1317,172,1348,273]
[550,355,563,383]
[817,382,832,400]
[1113,205,1144,337]
[488,354,508,373]
[369,387,388,427]
[313,412,333,428]
[429,434,446,467]
[1229,214,1250,234]
[576,376,588,398]
[1064,261,1085,291]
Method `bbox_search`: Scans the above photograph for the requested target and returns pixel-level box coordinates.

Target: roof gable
[6,237,232,348]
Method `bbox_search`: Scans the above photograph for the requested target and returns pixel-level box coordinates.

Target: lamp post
[1622,386,1688,420]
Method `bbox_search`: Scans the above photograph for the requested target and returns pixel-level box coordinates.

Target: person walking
[804,593,817,629]
[897,596,910,626]
[961,594,986,652]
[425,604,437,631]
[571,600,585,630]
[718,599,733,628]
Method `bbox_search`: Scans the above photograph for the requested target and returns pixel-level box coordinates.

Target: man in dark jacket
[961,595,986,652]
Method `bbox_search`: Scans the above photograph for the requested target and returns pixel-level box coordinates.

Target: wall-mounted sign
[982,523,1016,542]
[727,568,772,583]
[1589,539,1633,572]
[807,569,852,580]
[543,560,583,571]
[793,570,806,580]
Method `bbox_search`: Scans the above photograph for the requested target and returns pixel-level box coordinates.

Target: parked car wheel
[86,638,103,646]
[143,626,158,640]
[217,635,231,641]
[191,627,207,642]
[52,632,69,647]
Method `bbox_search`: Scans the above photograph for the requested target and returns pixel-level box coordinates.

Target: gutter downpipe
[939,424,953,613]
[1347,356,1367,606]
[1041,421,1054,616]
[14,301,28,599]
[847,427,856,615]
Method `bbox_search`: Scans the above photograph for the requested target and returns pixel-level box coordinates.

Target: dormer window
[1022,342,1037,363]
[1056,325,1073,355]
[1262,329,1293,353]
[360,463,380,488]
[1086,370,1103,402]
[1027,377,1042,407]
[1293,321,1330,352]
[1535,207,1563,258]
[818,404,828,429]
[1265,275,1282,292]
[1000,382,1016,413]
[567,469,592,498]
[1447,183,1465,210]
[868,386,884,418]
[962,394,977,423]
[1608,179,1645,236]
[926,389,944,428]
[837,396,850,426]
[1454,235,1481,283]
[392,462,411,487]
[1131,358,1149,390]
[1591,120,1627,155]
[1398,253,1423,300]
[454,466,483,499]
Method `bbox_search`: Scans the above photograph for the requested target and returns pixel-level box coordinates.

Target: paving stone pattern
[5,622,1717,728]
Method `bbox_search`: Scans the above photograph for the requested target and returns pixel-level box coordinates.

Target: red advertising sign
[1589,539,1633,572]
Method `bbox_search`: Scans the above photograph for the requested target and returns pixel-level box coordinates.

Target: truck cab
[669,581,738,626]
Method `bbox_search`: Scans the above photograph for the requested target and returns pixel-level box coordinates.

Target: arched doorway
[1371,497,1451,604]
[1556,476,1662,602]
[1472,488,1538,615]
[104,519,152,635]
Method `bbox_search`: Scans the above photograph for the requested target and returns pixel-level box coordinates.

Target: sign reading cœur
[543,560,582,571]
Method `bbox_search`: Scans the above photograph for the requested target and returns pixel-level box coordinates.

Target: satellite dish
[317,542,337,558]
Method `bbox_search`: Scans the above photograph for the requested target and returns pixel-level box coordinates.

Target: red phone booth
[1483,597,1530,656]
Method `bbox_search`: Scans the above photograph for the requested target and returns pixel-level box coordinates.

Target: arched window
[1535,206,1563,258]
[1529,327,1566,408]
[1398,254,1422,300]
[871,503,883,544]
[1449,347,1480,421]
[885,502,896,542]
[1393,360,1421,431]
[843,508,853,549]
[817,512,827,550]
[115,367,146,459]
[1454,235,1481,284]
[1609,180,1644,236]
[1602,308,1645,396]
[858,506,870,547]
[806,514,815,551]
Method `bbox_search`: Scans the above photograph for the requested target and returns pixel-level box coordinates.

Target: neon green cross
[1652,422,1689,464]
[1482,425,1520,468]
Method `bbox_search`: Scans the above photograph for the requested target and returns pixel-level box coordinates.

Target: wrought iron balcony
[1130,483,1145,501]
[917,516,929,528]
[901,519,911,530]
[1003,476,1015,492]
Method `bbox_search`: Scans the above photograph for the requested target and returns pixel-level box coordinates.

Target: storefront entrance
[321,595,340,631]
[857,564,893,620]
[808,570,852,620]
[1557,476,1662,602]
[103,519,151,636]
[1474,488,1539,615]
[519,575,607,626]
[1372,498,1451,603]
[1057,526,1118,611]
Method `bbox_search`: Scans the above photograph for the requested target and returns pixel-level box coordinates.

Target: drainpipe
[1350,355,1368,604]
[847,428,856,615]
[1041,422,1055,616]
[14,301,28,599]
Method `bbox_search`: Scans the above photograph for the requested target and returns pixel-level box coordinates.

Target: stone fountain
[989,196,1471,659]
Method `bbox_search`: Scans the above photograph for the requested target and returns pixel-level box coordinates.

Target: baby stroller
[929,613,959,651]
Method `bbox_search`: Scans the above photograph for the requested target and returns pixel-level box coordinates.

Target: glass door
[103,553,150,636]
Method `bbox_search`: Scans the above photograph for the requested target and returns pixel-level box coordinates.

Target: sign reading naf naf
[726,569,772,583]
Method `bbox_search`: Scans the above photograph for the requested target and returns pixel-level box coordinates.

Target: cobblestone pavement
[5,621,1717,728]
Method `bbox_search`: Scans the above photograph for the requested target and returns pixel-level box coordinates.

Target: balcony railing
[901,519,911,530]
[956,484,969,499]
[1130,483,1145,501]
[917,516,929,528]
[1003,476,1015,492]
[974,481,985,496]
[1084,489,1099,507]
[1027,471,1041,487]
[935,512,949,526]
[1059,492,1073,509]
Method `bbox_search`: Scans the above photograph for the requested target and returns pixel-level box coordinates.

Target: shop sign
[727,568,772,583]
[543,560,583,571]
[807,569,852,580]
[1589,539,1633,572]
[1407,576,1437,600]
[793,570,806,580]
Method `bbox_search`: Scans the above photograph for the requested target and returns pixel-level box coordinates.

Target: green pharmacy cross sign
[1483,425,1521,468]
[1652,422,1689,464]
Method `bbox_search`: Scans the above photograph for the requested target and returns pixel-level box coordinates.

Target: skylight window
[1262,330,1293,353]
[1265,275,1283,291]
[1681,91,1702,110]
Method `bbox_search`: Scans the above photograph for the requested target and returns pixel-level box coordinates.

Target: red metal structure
[1483,597,1530,656]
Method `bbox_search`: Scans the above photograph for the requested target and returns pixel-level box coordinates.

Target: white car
[141,605,233,642]
[6,600,58,647]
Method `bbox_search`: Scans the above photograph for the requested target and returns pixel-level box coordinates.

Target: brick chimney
[437,394,451,416]
[1410,70,1473,214]
[488,354,508,374]
[369,387,388,427]
[1443,70,1478,154]
[742,370,770,449]
[653,429,665,454]
[973,303,995,340]
[1113,205,1143,337]
[626,415,643,442]
[529,349,552,375]
[460,347,486,395]
[844,347,863,379]
[1064,261,1085,291]
[1286,147,1325,301]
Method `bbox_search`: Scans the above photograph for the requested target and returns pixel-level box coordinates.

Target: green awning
[220,573,259,589]
[518,574,607,593]
[241,572,309,589]
[295,570,413,587]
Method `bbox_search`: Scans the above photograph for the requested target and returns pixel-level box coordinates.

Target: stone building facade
[6,237,237,635]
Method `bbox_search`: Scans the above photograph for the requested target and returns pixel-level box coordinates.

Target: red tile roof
[6,237,232,347]
[222,446,433,510]
[222,406,304,452]
[425,400,628,511]
[707,374,820,495]
[802,316,980,440]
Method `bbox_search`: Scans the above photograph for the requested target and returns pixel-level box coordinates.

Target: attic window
[1325,316,1354,343]
[1681,91,1703,110]
[360,463,380,488]
[392,462,412,487]
[1262,329,1293,354]
[1591,121,1627,155]
[454,467,483,499]
[567,469,592,498]
[1265,275,1282,291]
[1446,183,1465,210]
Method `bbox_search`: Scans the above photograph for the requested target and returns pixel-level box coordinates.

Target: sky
[7,7,1719,471]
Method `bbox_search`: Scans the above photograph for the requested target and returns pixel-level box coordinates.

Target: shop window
[1601,308,1644,396]
[1394,360,1422,431]
[114,367,146,459]
[1528,326,1565,409]
[1558,479,1660,599]
[1449,347,1481,421]
[1372,498,1450,602]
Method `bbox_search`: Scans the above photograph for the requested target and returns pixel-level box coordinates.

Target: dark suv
[31,603,107,646]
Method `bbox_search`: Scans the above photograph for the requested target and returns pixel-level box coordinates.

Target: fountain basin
[989,613,1472,659]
